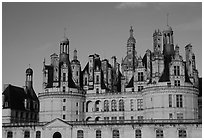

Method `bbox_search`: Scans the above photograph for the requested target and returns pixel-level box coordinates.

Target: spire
[130,26,133,37]
[167,13,169,26]
[73,49,77,60]
[64,27,67,38]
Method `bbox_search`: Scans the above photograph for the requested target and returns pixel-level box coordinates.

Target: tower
[153,29,162,53]
[25,66,33,90]
[71,49,81,87]
[127,26,136,56]
[162,14,174,57]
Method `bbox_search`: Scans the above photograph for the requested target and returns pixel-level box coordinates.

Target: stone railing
[2,119,201,127]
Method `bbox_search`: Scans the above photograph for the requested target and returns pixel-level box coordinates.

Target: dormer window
[174,66,180,76]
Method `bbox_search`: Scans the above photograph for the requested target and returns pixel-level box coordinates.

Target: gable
[44,118,72,128]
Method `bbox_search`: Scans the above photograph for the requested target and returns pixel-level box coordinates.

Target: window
[169,94,172,107]
[138,116,143,121]
[104,117,109,122]
[178,130,187,138]
[63,73,66,82]
[169,113,173,119]
[111,116,117,123]
[156,129,163,138]
[63,86,66,93]
[24,131,30,138]
[135,129,142,138]
[174,66,180,76]
[130,99,134,111]
[63,99,66,102]
[76,111,78,115]
[112,130,119,138]
[175,80,180,86]
[176,95,183,108]
[36,131,41,138]
[7,131,13,138]
[177,113,183,120]
[96,75,99,84]
[104,100,109,112]
[85,77,88,85]
[119,116,125,123]
[96,130,101,138]
[63,115,66,119]
[77,130,84,138]
[96,88,99,94]
[138,72,144,81]
[111,100,117,111]
[63,106,66,111]
[76,102,78,106]
[76,71,78,76]
[119,99,124,111]
[138,86,143,92]
[137,99,143,111]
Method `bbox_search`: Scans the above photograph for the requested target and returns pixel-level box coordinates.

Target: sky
[2,2,202,94]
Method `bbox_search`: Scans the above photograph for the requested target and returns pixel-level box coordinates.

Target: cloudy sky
[2,2,202,93]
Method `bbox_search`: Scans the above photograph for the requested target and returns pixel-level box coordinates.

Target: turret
[25,67,33,90]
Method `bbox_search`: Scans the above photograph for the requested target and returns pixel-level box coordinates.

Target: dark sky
[2,2,202,93]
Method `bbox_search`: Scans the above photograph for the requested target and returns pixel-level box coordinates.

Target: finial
[130,26,133,37]
[167,13,169,26]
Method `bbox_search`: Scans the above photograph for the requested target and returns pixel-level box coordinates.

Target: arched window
[96,130,101,138]
[104,100,109,112]
[111,100,117,111]
[135,129,142,138]
[24,131,30,138]
[119,99,124,111]
[7,131,13,138]
[112,129,119,138]
[77,130,84,138]
[36,131,41,138]
[178,129,187,138]
[156,129,163,138]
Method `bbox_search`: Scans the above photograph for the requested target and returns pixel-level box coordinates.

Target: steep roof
[2,85,39,110]
[159,56,171,82]
[126,76,134,88]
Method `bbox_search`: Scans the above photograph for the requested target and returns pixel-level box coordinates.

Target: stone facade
[2,24,202,138]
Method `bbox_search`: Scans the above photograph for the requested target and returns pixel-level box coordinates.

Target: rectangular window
[63,99,66,102]
[175,80,180,86]
[138,86,143,92]
[169,94,172,107]
[130,99,134,111]
[96,75,99,84]
[63,73,66,82]
[63,106,66,111]
[119,116,125,123]
[176,95,183,108]
[169,113,173,119]
[137,99,143,111]
[174,66,180,76]
[111,117,117,123]
[63,115,66,119]
[24,131,30,138]
[177,113,183,120]
[76,102,78,106]
[85,77,88,85]
[76,110,78,115]
[104,117,109,122]
[63,86,65,92]
[138,72,144,81]
[76,71,78,76]
[138,116,143,121]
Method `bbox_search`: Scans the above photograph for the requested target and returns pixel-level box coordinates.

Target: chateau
[2,24,202,138]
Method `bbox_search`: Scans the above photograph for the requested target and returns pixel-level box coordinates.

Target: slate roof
[126,76,134,88]
[159,56,171,82]
[2,85,39,111]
